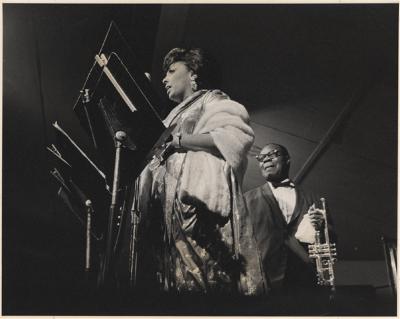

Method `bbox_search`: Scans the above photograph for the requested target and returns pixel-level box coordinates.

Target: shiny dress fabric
[139,90,267,295]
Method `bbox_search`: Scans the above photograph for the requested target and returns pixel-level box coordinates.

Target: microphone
[115,131,127,141]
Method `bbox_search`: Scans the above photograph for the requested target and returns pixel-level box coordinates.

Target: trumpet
[308,198,337,288]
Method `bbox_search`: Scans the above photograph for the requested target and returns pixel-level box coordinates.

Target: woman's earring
[191,80,198,91]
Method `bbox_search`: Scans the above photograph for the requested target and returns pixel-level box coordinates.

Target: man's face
[257,145,290,182]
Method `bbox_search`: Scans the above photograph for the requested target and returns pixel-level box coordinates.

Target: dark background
[3,3,397,314]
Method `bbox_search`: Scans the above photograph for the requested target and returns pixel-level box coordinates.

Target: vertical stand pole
[85,199,93,272]
[129,177,140,287]
[99,130,126,286]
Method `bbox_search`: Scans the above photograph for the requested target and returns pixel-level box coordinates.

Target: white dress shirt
[268,179,296,223]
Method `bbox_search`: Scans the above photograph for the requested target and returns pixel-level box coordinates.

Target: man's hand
[307,203,325,230]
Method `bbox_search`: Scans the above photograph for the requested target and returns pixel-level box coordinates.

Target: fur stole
[179,90,254,216]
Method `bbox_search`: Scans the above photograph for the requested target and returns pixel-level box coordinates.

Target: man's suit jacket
[244,182,320,289]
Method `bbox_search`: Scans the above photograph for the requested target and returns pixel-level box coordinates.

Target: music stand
[73,22,168,286]
[47,121,113,282]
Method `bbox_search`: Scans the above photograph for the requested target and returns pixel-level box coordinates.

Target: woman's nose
[162,76,168,85]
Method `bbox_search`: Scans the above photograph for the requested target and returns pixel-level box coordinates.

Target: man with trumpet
[244,143,336,292]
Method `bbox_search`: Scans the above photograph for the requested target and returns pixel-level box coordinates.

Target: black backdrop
[3,3,398,314]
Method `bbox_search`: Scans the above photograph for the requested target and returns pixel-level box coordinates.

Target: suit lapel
[260,183,286,226]
[288,187,304,225]
[260,183,308,226]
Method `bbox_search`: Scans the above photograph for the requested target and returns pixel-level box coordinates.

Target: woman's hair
[162,48,220,89]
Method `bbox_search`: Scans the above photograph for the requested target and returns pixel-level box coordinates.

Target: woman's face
[162,61,195,103]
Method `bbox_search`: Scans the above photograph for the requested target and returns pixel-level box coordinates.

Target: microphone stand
[99,130,126,286]
[85,199,94,273]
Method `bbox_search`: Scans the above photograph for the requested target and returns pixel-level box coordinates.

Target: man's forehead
[260,145,281,154]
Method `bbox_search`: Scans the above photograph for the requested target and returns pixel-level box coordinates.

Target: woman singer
[139,48,266,295]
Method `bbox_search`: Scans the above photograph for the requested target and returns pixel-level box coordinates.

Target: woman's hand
[170,132,183,150]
